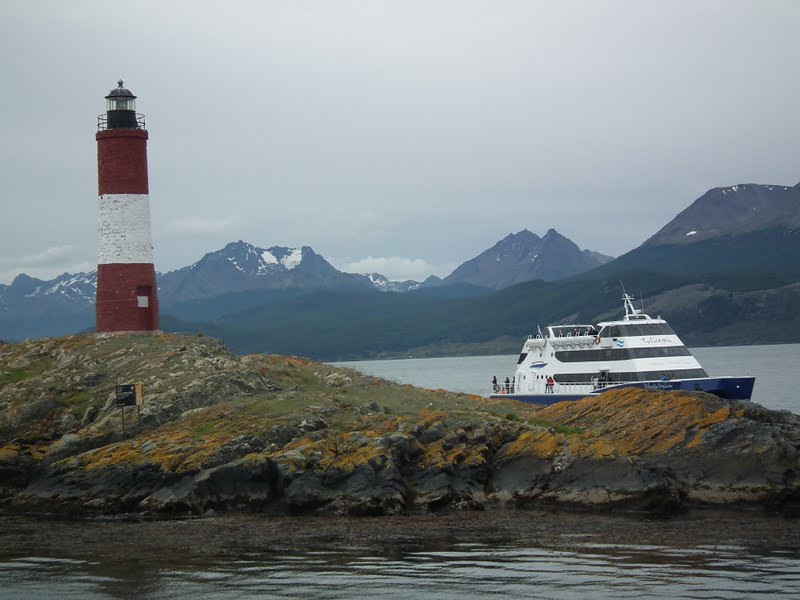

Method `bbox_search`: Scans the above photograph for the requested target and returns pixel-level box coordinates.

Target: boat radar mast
[622,293,649,320]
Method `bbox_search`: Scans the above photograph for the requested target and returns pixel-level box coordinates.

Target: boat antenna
[537,324,543,338]
[620,281,638,318]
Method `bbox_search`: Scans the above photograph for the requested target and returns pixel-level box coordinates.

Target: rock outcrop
[1,334,798,516]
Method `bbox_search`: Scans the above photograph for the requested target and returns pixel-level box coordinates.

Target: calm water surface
[2,543,799,599]
[1,512,799,599]
[335,344,800,413]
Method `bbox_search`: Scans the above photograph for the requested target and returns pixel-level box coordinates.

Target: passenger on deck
[504,377,511,393]
[545,376,555,394]
[492,376,499,393]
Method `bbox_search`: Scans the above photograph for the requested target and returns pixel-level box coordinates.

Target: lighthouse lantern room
[95,80,159,332]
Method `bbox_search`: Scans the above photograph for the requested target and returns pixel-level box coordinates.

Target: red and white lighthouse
[95,80,159,332]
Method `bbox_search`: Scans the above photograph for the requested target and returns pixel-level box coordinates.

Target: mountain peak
[645,182,800,246]
[156,240,372,306]
[10,273,39,287]
[508,228,538,240]
[224,240,255,251]
[192,241,309,276]
[441,229,610,289]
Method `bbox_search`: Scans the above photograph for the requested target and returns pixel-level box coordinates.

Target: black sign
[116,385,136,406]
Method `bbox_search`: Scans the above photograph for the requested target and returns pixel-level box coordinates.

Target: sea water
[1,511,798,599]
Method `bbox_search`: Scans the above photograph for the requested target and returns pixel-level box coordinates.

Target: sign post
[116,384,138,435]
[135,383,143,430]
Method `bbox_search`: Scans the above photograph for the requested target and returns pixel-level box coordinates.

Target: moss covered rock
[1,333,798,516]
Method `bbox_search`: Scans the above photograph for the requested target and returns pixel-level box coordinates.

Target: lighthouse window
[137,296,149,308]
[108,98,135,111]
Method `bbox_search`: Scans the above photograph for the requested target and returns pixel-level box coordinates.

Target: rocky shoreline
[1,333,799,517]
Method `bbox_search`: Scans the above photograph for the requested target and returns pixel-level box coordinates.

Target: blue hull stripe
[490,376,755,405]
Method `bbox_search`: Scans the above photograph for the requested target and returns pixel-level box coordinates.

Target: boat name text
[641,336,672,345]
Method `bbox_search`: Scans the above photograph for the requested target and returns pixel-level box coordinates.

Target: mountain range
[0,272,96,340]
[2,180,798,357]
[168,180,799,358]
[0,226,607,340]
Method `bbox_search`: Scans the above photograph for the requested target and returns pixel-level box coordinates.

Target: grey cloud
[1,1,798,283]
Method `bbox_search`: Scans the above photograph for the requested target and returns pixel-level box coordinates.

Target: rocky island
[0,333,798,517]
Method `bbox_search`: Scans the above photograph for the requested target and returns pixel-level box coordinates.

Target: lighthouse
[95,80,159,332]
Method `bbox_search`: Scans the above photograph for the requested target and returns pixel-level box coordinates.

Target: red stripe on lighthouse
[97,129,149,195]
[96,263,159,331]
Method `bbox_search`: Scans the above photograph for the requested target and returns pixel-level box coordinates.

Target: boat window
[553,368,707,383]
[517,352,528,365]
[600,323,675,338]
[555,347,692,362]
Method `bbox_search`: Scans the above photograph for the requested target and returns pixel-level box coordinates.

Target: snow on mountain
[169,241,320,281]
[365,273,393,291]
[1,271,97,305]
[0,271,97,340]
[157,240,373,306]
[202,241,308,277]
[363,273,425,293]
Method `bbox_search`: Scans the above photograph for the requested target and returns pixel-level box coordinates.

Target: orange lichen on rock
[0,443,20,462]
[81,441,148,471]
[536,389,740,457]
[416,408,448,428]
[497,430,562,461]
[269,355,312,368]
[79,426,236,474]
[316,441,384,473]
[567,436,619,459]
[695,406,732,429]
[418,438,488,470]
[359,419,400,437]
[57,335,95,353]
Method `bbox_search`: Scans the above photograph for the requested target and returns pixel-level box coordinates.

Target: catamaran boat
[490,293,755,405]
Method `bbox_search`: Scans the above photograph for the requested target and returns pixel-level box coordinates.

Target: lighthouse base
[96,263,159,332]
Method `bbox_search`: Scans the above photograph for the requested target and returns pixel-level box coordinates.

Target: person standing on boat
[492,376,499,393]
[545,376,555,394]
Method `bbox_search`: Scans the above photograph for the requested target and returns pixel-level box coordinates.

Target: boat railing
[528,331,599,340]
[554,331,596,338]
[490,378,677,395]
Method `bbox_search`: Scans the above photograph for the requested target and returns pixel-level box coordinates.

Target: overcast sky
[1,1,798,283]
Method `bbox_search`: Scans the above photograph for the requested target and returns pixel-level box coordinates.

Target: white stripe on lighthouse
[97,194,155,264]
